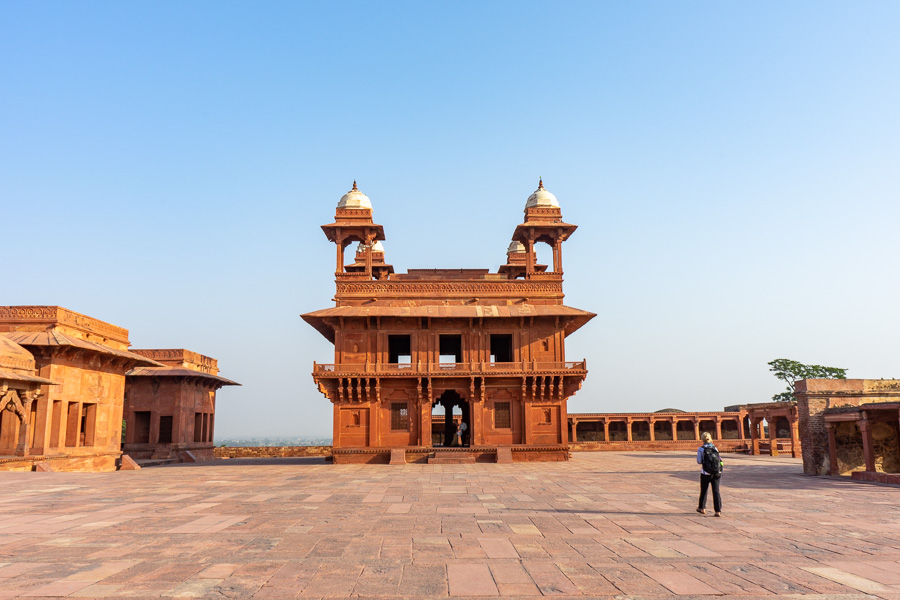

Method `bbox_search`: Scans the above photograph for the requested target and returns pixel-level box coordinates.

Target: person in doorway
[458,420,469,447]
[696,432,723,516]
[446,421,457,447]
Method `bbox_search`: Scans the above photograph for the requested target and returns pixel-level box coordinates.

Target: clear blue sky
[3,2,899,438]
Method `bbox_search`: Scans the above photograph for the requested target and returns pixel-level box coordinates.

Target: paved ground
[1,452,899,600]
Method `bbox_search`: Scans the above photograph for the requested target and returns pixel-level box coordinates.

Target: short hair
[701,432,713,443]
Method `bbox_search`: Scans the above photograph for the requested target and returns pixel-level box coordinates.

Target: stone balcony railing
[312,360,587,377]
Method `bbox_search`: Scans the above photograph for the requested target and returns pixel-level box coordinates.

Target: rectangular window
[388,335,412,364]
[490,334,513,363]
[391,403,409,431]
[134,411,151,443]
[158,415,173,444]
[439,334,462,363]
[194,413,203,443]
[495,402,511,429]
[81,403,96,447]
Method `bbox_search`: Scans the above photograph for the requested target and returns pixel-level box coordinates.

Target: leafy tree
[768,359,847,402]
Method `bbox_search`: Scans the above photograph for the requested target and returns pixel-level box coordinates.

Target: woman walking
[696,432,723,517]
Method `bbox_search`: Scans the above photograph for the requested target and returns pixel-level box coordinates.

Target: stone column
[471,392,483,448]
[767,414,779,457]
[750,417,760,455]
[649,418,655,442]
[859,416,876,473]
[525,237,535,278]
[14,392,33,457]
[692,418,700,441]
[671,419,678,441]
[570,419,578,443]
[790,416,801,459]
[826,423,839,475]
[626,418,633,442]
[739,415,747,440]
[603,420,609,442]
[335,235,344,274]
[715,417,722,441]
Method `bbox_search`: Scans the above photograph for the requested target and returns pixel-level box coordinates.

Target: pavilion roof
[5,331,164,367]
[0,367,55,385]
[126,366,240,386]
[302,304,595,343]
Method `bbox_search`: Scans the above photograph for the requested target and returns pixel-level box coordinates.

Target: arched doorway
[432,390,470,447]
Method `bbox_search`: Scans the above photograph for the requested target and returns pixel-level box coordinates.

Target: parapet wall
[569,439,790,453]
[213,446,332,459]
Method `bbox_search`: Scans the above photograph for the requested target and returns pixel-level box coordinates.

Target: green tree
[768,358,847,402]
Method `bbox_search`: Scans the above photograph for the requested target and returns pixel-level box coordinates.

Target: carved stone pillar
[335,234,345,274]
[714,417,722,441]
[767,413,779,457]
[626,418,633,442]
[15,391,34,457]
[649,418,655,442]
[692,418,700,441]
[603,420,609,443]
[789,415,801,459]
[570,419,578,443]
[859,416,876,472]
[750,418,760,455]
[671,419,678,441]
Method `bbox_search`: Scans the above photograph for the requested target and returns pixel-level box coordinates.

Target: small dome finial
[538,177,544,189]
[352,180,358,191]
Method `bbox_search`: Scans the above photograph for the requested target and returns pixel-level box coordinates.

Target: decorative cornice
[335,280,563,297]
[0,306,129,344]
[130,348,218,374]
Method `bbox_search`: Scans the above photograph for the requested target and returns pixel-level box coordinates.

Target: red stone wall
[213,446,331,459]
[28,355,127,457]
[569,439,760,453]
[0,452,118,472]
[124,378,217,455]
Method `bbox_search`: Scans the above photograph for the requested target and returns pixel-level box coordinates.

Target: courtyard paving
[1,452,899,599]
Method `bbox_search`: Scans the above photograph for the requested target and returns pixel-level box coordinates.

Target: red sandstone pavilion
[303,181,595,463]
[0,306,238,472]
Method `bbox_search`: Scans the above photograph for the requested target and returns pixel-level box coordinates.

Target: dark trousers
[699,473,722,512]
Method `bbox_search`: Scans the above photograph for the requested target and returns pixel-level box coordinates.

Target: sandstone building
[0,306,162,471]
[795,378,900,483]
[303,181,594,463]
[124,349,239,462]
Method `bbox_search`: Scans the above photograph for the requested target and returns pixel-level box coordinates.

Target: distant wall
[213,446,331,458]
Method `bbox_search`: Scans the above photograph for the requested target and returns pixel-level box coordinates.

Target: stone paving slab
[0,452,898,599]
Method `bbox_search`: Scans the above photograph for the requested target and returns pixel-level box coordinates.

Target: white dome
[357,241,385,252]
[525,179,559,208]
[507,241,525,254]
[338,181,372,209]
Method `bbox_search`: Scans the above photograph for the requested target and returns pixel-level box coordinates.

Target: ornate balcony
[312,360,587,378]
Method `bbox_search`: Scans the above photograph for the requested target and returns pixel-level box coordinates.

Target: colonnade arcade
[569,403,802,458]
[568,412,746,443]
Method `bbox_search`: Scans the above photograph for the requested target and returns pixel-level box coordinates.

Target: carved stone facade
[0,306,162,471]
[124,349,239,462]
[303,181,594,463]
